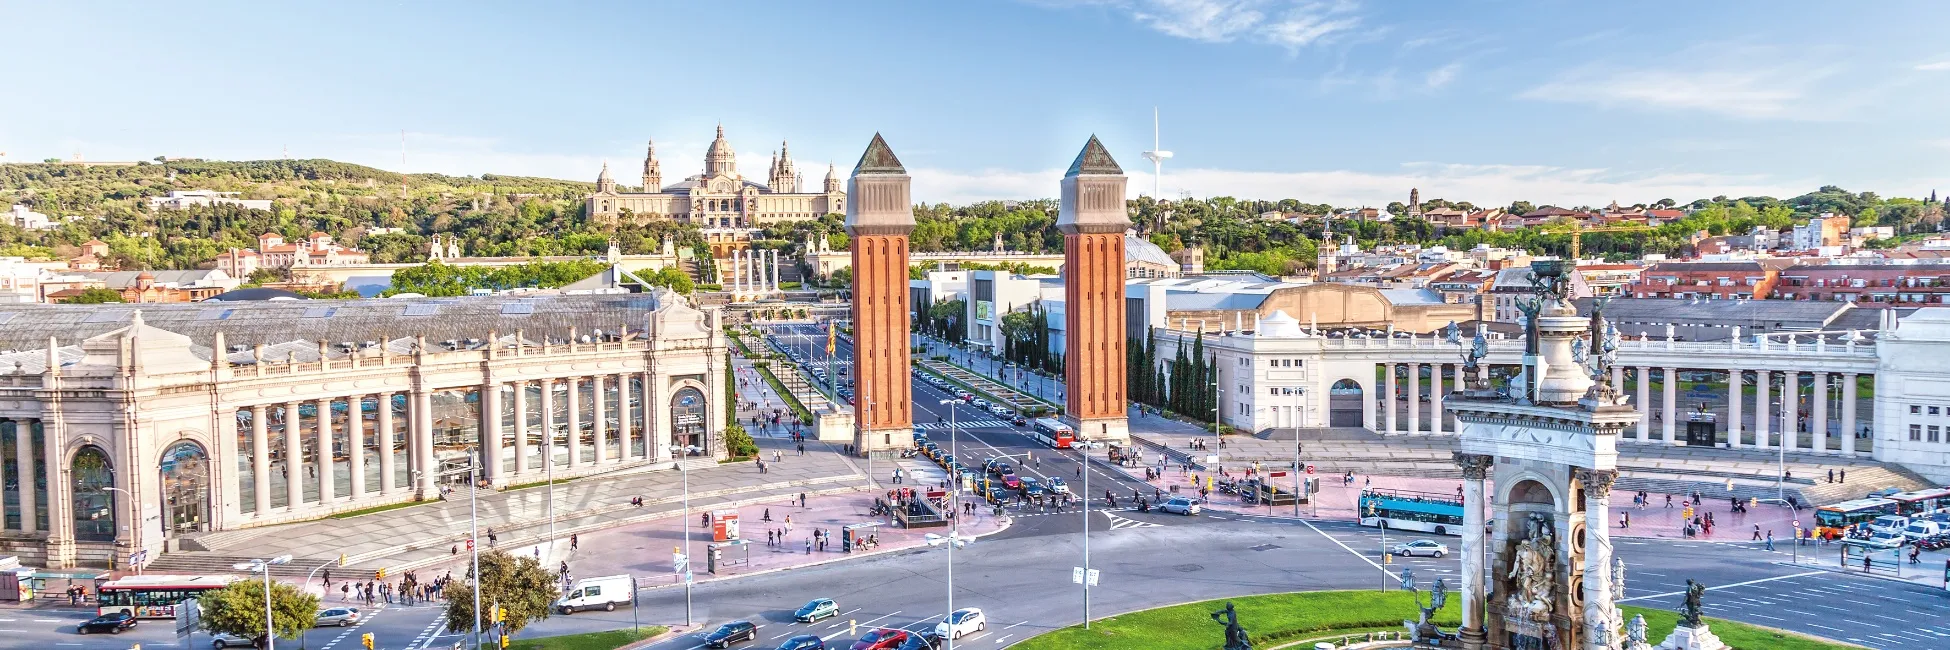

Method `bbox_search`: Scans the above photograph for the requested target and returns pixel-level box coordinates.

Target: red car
[850,628,910,650]
[1001,474,1022,490]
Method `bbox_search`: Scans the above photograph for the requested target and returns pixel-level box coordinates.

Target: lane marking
[1617,571,1826,603]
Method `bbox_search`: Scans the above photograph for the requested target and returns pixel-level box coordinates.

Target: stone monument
[1652,581,1726,650]
[1211,601,1252,650]
[1447,259,1642,650]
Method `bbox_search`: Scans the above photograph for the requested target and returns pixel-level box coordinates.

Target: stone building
[0,292,727,568]
[585,127,846,253]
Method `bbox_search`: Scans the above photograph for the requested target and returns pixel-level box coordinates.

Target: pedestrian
[1620,512,1629,529]
[764,508,772,522]
[800,492,807,508]
[1826,469,1834,483]
[570,534,578,551]
[806,538,813,554]
[1765,531,1774,551]
[797,442,806,456]
[1752,524,1761,540]
[1665,494,1673,508]
[1839,469,1846,483]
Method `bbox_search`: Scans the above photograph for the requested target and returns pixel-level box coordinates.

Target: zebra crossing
[915,419,1014,430]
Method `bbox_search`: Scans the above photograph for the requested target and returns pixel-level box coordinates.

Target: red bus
[1887,488,1950,516]
[98,574,238,618]
[1030,418,1074,449]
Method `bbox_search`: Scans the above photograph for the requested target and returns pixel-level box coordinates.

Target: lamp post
[666,443,701,627]
[232,555,292,650]
[100,486,135,573]
[297,560,338,650]
[939,398,963,650]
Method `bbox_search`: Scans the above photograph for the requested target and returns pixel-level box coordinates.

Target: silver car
[1159,496,1201,515]
[210,631,256,648]
[315,606,362,627]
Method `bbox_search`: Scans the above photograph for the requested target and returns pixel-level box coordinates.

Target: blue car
[794,598,838,622]
[777,635,826,650]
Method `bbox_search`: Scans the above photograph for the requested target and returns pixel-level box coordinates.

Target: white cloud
[1522,48,1843,120]
[1917,59,1950,71]
[1115,0,1361,50]
[1424,62,1460,89]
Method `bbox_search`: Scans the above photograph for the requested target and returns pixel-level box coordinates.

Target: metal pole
[263,564,275,650]
[1380,520,1388,592]
[471,460,482,650]
[1294,391,1303,519]
[682,448,692,627]
[946,399,957,650]
[1082,423,1093,629]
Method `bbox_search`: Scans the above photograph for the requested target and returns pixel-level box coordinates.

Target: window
[1270,387,1279,395]
[1932,407,1941,416]
[1932,426,1942,443]
[1268,359,1278,367]
[1912,405,1923,415]
[1911,424,1922,441]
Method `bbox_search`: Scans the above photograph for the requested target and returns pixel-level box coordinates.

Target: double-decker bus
[1886,488,1950,516]
[98,575,239,618]
[1358,488,1466,536]
[1029,418,1074,449]
[1812,497,1899,538]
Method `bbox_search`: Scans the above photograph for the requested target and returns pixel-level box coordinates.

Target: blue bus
[1358,488,1466,536]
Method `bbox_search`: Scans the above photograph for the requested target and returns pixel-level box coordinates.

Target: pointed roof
[852,133,906,175]
[1066,135,1122,177]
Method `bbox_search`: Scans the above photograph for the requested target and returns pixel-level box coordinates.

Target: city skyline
[3,1,1948,206]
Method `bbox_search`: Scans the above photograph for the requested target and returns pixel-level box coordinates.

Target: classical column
[316,398,335,502]
[772,250,782,292]
[1635,368,1651,440]
[15,419,36,533]
[1362,365,1378,431]
[1407,363,1422,435]
[617,374,635,459]
[511,382,529,473]
[251,406,271,515]
[1454,453,1494,650]
[349,397,366,498]
[284,402,303,509]
[1430,363,1445,436]
[591,375,608,464]
[1727,369,1743,448]
[482,382,504,483]
[1755,370,1771,448]
[413,390,436,497]
[1662,367,1677,444]
[378,393,396,493]
[1780,372,1798,452]
[1812,372,1829,453]
[1610,364,1625,402]
[540,379,557,469]
[846,133,918,452]
[566,377,583,467]
[1055,136,1131,444]
[1382,363,1398,435]
[1842,373,1858,456]
[642,372,663,462]
[1575,467,1620,650]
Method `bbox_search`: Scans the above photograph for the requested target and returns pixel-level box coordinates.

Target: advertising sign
[712,510,741,542]
[975,300,994,322]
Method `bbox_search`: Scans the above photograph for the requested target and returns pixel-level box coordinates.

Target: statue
[1505,514,1558,623]
[1211,601,1252,650]
[1404,576,1451,643]
[1626,614,1650,645]
[1678,579,1706,628]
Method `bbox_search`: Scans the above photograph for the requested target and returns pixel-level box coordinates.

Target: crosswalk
[915,419,1014,430]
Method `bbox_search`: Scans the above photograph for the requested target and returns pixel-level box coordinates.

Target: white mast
[1141,107,1172,199]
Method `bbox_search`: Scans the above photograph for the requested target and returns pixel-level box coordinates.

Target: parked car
[934,607,987,640]
[794,598,839,622]
[776,635,827,650]
[848,628,910,650]
[77,612,136,635]
[210,631,257,648]
[706,620,761,648]
[315,607,362,627]
[1158,496,1200,515]
[1391,540,1450,558]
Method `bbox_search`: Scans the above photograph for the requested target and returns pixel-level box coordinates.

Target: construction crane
[1543,220,1648,260]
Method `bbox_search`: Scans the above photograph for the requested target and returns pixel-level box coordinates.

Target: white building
[963,270,1059,354]
[7,204,54,230]
[147,190,275,212]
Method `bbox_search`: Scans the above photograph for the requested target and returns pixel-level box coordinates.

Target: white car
[314,606,362,627]
[935,607,986,640]
[1391,540,1449,558]
[1047,477,1070,494]
[210,632,256,648]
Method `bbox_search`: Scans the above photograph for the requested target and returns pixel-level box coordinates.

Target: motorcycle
[1137,498,1150,513]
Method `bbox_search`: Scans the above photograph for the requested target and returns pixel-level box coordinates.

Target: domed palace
[585,126,846,256]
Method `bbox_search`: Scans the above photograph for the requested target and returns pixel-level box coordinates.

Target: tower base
[1066,415,1129,445]
[855,425,912,454]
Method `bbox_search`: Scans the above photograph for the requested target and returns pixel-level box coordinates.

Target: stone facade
[585,127,845,250]
[1058,136,1131,444]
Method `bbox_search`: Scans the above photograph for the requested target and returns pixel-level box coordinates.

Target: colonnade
[733,248,782,296]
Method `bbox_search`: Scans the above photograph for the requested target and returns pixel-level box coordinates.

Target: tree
[60,287,125,304]
[199,578,320,647]
[1508,201,1536,215]
[443,550,561,636]
[723,423,759,458]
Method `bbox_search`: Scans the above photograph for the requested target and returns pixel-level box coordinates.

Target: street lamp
[665,443,702,627]
[100,486,135,573]
[232,554,292,650]
[938,398,963,650]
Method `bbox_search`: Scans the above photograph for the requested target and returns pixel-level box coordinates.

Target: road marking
[1005,620,1029,629]
[32,619,62,623]
[1617,571,1826,603]
[996,634,1013,644]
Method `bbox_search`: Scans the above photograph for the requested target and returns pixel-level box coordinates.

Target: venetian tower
[1447,260,1640,650]
[844,134,914,453]
[1058,136,1131,444]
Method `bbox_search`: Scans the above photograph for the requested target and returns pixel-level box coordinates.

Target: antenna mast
[1141,107,1173,200]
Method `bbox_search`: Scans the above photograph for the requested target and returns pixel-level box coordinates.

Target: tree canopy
[198,578,320,644]
[442,549,560,636]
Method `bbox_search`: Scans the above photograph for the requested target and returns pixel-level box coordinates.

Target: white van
[1868,514,1910,536]
[555,575,633,614]
[1901,519,1944,542]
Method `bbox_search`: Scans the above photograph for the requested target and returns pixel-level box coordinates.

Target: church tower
[770,141,799,193]
[595,161,616,194]
[823,163,842,193]
[705,125,736,178]
[1408,187,1423,218]
[641,140,662,190]
[1316,219,1338,278]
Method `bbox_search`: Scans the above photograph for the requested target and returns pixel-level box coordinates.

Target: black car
[777,634,827,650]
[77,612,137,635]
[988,463,1014,477]
[896,630,943,650]
[705,620,760,647]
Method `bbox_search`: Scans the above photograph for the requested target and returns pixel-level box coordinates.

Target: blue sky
[4,1,1948,207]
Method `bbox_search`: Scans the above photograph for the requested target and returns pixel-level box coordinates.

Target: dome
[1256,310,1306,339]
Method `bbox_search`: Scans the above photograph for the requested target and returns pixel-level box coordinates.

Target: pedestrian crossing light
[501,634,510,649]
[361,633,374,650]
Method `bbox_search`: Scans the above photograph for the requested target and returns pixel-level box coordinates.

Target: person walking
[1752,524,1762,540]
[1764,531,1774,551]
[570,534,578,551]
[805,537,813,554]
[1665,494,1673,508]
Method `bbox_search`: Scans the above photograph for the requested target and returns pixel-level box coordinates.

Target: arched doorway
[159,441,211,534]
[72,446,116,542]
[671,387,706,453]
[1329,378,1365,427]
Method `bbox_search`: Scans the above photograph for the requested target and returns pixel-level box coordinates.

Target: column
[849,133,922,451]
[284,402,303,509]
[733,254,743,295]
[251,406,271,515]
[15,419,36,533]
[1781,372,1797,451]
[1383,363,1398,435]
[772,250,782,292]
[1610,364,1625,401]
[1454,453,1493,650]
[512,382,529,473]
[1727,370,1743,448]
[1842,373,1858,456]
[1635,368,1650,441]
[643,372,663,462]
[378,393,396,493]
[1575,468,1620,650]
[1362,365,1377,431]
[1430,363,1444,436]
[316,398,335,502]
[591,375,608,464]
[349,397,366,498]
[617,375,634,459]
[540,379,557,469]
[483,382,504,483]
[1662,367,1677,444]
[413,390,436,497]
[566,377,582,467]
[1407,363,1421,435]
[1755,371,1770,448]
[1811,372,1829,453]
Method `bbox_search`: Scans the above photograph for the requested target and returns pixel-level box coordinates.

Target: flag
[826,323,836,355]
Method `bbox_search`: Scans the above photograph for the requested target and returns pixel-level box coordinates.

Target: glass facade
[71,446,115,542]
[159,441,210,533]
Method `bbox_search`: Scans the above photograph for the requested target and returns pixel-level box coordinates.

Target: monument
[1058,136,1132,444]
[1210,601,1252,650]
[844,134,915,454]
[1447,259,1641,650]
[1652,581,1726,650]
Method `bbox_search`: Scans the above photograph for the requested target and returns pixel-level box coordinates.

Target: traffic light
[375,569,386,580]
[361,633,374,650]
[500,635,510,649]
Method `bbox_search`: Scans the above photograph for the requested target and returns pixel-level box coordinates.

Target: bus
[1358,489,1466,536]
[1886,488,1950,516]
[98,574,239,618]
[1029,418,1074,449]
[1812,497,1899,538]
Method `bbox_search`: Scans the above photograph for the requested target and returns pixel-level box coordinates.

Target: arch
[159,440,212,534]
[71,445,116,542]
[1328,377,1367,427]
[670,386,707,453]
[1505,478,1560,506]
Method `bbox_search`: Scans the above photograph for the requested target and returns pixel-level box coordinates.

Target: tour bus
[98,575,239,618]
[1886,487,1950,516]
[1813,497,1900,537]
[1029,418,1075,449]
[1358,488,1466,536]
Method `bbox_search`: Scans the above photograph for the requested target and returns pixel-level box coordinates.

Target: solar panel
[402,304,440,317]
[302,307,338,319]
[500,303,534,315]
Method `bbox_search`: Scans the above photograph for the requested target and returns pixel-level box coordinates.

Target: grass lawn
[1621,605,1859,650]
[502,626,665,650]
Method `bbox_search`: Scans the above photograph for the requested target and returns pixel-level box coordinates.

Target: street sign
[1205,455,1220,464]
[1086,569,1100,587]
[175,599,199,639]
[1305,465,1315,474]
[1072,567,1084,584]
[1267,471,1288,479]
[674,552,688,573]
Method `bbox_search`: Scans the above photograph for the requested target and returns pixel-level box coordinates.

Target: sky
[4,1,1949,208]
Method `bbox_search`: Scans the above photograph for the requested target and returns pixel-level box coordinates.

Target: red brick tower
[1059,136,1131,443]
[844,133,914,453]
